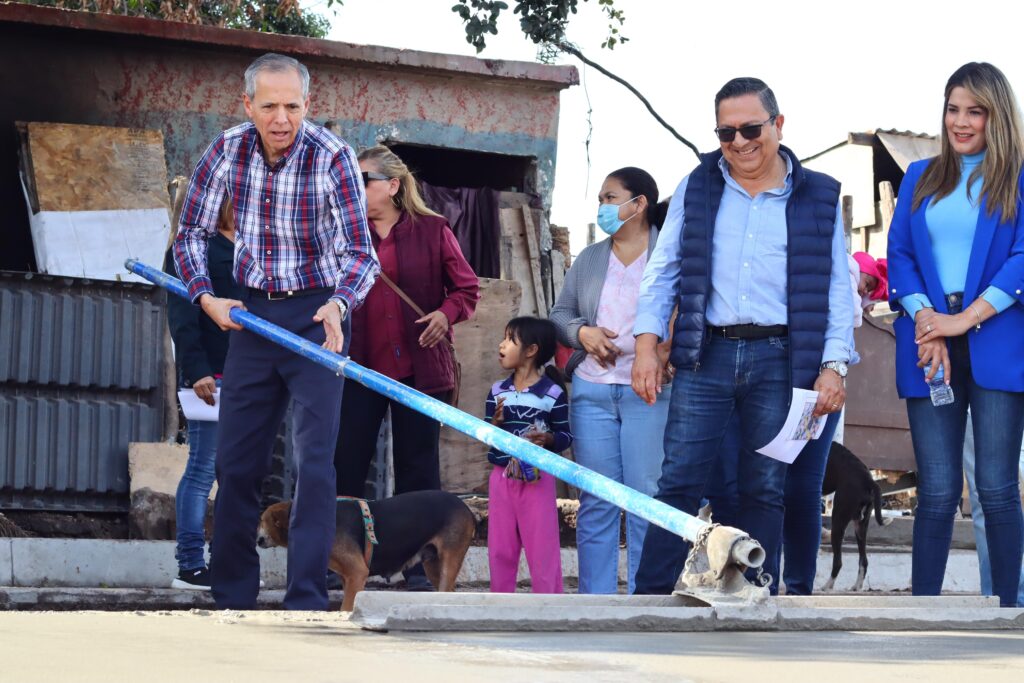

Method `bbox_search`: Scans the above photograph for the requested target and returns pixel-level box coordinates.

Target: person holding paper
[888,62,1024,607]
[630,77,854,594]
[173,53,378,610]
[163,194,241,590]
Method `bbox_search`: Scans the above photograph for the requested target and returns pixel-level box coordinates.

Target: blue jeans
[907,334,1024,607]
[778,412,839,595]
[570,376,670,594]
[175,413,218,571]
[962,410,1024,606]
[634,334,791,594]
[704,411,839,595]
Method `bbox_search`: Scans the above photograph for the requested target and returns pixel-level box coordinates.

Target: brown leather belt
[707,324,788,340]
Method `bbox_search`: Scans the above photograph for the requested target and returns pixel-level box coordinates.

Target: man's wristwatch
[820,360,848,378]
[331,298,348,321]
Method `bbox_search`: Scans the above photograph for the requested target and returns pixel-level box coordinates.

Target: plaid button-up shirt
[173,121,378,311]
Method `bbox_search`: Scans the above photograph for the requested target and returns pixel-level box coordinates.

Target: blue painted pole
[129,258,708,544]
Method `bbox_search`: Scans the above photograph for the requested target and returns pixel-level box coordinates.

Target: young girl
[485,316,573,593]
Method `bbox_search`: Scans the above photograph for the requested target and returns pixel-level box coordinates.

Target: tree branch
[556,41,701,160]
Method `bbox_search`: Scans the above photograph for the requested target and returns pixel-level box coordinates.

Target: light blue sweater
[900,151,1015,317]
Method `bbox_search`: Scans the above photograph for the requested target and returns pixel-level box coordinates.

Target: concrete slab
[778,594,1000,608]
[351,592,1022,633]
[3,611,1024,683]
[777,607,1024,631]
[7,539,287,588]
[0,587,353,611]
[0,540,12,586]
[374,604,718,632]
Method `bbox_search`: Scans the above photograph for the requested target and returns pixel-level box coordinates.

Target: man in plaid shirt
[173,53,379,610]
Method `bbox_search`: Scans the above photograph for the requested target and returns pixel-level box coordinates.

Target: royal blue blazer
[888,159,1024,398]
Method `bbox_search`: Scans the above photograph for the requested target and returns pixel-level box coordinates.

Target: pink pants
[487,465,564,593]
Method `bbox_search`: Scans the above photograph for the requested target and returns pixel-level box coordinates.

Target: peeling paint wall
[0,8,573,272]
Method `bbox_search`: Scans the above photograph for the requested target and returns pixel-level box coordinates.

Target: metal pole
[130,258,708,544]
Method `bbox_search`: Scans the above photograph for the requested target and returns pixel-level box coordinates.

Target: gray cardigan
[549,226,660,377]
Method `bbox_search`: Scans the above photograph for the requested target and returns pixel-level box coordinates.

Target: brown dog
[257,490,476,611]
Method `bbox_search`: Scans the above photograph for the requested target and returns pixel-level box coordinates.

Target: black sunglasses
[714,116,777,143]
[361,171,391,183]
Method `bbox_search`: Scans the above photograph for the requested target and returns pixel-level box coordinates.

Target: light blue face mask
[596,196,638,236]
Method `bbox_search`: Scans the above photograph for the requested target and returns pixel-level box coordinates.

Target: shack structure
[0,4,578,510]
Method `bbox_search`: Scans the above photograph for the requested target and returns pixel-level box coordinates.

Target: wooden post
[875,180,897,258]
[521,206,548,317]
[841,195,854,253]
[587,222,596,246]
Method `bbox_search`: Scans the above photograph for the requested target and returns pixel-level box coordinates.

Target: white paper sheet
[755,388,828,464]
[177,389,221,422]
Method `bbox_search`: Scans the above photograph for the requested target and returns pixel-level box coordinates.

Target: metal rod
[129,258,709,543]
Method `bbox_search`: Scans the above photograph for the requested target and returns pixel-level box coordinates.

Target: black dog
[821,442,886,591]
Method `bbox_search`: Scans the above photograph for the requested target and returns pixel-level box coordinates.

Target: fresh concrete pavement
[0,609,1022,682]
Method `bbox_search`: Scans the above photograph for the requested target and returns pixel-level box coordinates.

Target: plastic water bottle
[924,363,954,406]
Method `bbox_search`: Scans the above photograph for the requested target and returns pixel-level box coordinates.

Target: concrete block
[778,595,999,609]
[778,607,1024,631]
[811,548,978,593]
[0,540,12,586]
[128,442,214,497]
[455,546,625,587]
[9,539,287,588]
[374,605,717,632]
[825,516,976,549]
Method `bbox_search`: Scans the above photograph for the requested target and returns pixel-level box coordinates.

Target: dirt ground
[0,610,1022,683]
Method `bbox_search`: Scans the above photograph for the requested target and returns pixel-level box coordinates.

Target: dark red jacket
[349,213,479,394]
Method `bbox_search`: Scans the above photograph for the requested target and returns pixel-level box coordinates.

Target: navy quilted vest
[671,146,839,390]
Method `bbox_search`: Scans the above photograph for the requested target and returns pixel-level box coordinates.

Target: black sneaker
[171,566,211,591]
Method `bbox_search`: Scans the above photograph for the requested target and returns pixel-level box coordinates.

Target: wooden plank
[439,277,522,493]
[841,195,854,253]
[499,207,539,316]
[24,122,170,212]
[521,205,548,316]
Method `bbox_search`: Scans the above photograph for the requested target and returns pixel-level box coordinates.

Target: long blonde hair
[357,145,440,220]
[913,62,1024,223]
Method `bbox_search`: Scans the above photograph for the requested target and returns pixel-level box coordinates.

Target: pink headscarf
[852,252,888,301]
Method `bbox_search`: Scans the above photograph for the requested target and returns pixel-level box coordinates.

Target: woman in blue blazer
[888,62,1024,607]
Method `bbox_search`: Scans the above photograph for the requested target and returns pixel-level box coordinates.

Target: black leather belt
[707,324,788,340]
[247,286,333,301]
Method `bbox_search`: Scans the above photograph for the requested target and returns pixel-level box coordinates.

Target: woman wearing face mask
[550,167,672,594]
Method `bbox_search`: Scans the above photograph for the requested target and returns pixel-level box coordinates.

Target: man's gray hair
[714,77,780,119]
[244,53,310,100]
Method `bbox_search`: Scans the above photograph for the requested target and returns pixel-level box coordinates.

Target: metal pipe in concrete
[127,259,746,556]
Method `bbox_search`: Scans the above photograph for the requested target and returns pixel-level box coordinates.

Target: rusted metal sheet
[844,315,916,471]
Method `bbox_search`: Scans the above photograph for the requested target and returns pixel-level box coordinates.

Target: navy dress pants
[210,291,349,610]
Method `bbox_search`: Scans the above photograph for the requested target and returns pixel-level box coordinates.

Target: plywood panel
[24,122,170,212]
[440,277,522,493]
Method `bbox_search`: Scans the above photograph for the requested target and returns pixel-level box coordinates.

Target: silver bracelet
[968,305,982,332]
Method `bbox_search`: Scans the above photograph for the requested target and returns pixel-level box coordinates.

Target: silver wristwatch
[331,298,348,321]
[820,360,848,378]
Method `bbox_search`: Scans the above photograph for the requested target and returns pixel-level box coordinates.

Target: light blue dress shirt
[634,155,854,364]
[899,151,1015,318]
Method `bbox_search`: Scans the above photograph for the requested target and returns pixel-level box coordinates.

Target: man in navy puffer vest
[630,78,855,594]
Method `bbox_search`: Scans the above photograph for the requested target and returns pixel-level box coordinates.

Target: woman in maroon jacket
[334,146,479,585]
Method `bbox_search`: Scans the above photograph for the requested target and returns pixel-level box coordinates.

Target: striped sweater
[484,374,572,466]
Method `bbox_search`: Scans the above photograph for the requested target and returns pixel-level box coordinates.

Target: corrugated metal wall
[0,272,166,511]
